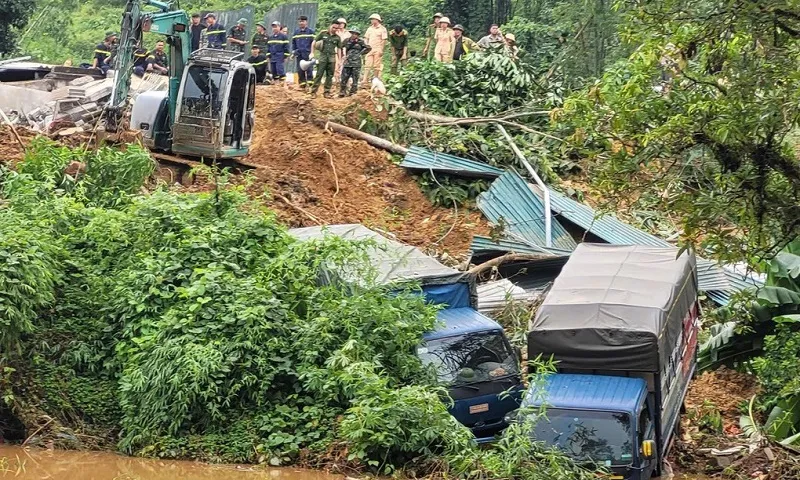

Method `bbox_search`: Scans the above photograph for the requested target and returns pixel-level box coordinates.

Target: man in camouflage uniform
[311,21,342,98]
[252,22,269,51]
[339,27,371,97]
[228,18,248,53]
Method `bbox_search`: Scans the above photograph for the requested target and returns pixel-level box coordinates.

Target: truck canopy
[288,224,474,308]
[528,243,697,372]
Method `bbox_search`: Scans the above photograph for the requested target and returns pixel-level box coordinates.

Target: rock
[69,75,95,86]
[57,127,83,137]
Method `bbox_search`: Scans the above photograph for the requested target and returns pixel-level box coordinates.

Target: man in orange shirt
[362,14,388,87]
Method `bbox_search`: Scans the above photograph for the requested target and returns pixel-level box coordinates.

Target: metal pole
[495,124,552,248]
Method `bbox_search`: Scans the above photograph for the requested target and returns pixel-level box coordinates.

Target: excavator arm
[106,0,190,132]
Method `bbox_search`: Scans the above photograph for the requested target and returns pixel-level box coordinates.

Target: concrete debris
[1,68,167,136]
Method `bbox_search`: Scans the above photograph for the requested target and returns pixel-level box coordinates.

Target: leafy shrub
[389,53,540,117]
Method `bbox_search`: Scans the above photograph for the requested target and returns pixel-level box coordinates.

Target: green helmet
[348,26,361,35]
[238,18,248,25]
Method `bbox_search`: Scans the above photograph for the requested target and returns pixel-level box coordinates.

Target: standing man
[362,14,388,86]
[147,40,169,75]
[92,31,116,75]
[252,22,269,51]
[422,13,443,59]
[334,18,350,84]
[504,33,519,59]
[389,25,408,74]
[267,21,290,83]
[478,24,506,51]
[452,25,478,61]
[340,26,371,97]
[204,14,227,49]
[190,13,205,52]
[433,17,455,63]
[292,16,315,91]
[246,45,269,83]
[311,21,342,98]
[228,18,248,53]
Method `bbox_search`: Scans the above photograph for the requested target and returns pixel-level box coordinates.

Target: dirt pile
[685,367,760,432]
[232,85,487,255]
[0,126,38,166]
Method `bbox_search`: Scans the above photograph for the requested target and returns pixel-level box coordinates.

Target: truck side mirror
[641,439,656,460]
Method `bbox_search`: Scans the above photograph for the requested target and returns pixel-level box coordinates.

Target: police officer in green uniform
[310,21,342,98]
[340,27,371,97]
[228,18,248,52]
[252,22,269,51]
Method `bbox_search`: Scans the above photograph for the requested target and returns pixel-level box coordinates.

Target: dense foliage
[0,0,35,55]
[0,140,595,479]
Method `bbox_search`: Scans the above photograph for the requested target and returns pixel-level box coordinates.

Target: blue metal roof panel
[424,307,504,340]
[523,374,647,414]
[470,235,573,256]
[401,146,504,179]
[477,172,578,251]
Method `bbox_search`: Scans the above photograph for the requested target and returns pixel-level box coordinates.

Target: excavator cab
[131,49,255,159]
[172,49,255,158]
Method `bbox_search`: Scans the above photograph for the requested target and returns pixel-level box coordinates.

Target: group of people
[92,11,520,99]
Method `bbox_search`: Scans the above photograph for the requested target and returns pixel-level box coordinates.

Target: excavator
[106,0,256,159]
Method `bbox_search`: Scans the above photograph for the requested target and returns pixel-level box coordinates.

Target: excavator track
[150,151,258,173]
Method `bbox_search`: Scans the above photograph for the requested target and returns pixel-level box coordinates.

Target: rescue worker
[389,25,408,74]
[452,24,478,61]
[147,40,169,75]
[362,14,388,86]
[92,31,116,75]
[132,46,149,77]
[504,33,519,59]
[252,22,269,50]
[246,45,269,83]
[190,13,205,52]
[310,21,343,98]
[334,18,350,83]
[340,27,371,97]
[267,21,290,83]
[204,14,227,49]
[228,18,248,53]
[422,13,443,59]
[292,16,315,90]
[478,24,506,51]
[433,17,455,63]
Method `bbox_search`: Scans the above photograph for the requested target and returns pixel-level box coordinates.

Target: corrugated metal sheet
[470,235,572,257]
[534,186,729,293]
[401,146,504,179]
[706,268,764,305]
[263,3,319,74]
[477,172,577,251]
[288,224,464,286]
[476,278,542,314]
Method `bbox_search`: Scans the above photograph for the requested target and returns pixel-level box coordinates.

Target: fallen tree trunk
[468,252,554,276]
[321,121,408,155]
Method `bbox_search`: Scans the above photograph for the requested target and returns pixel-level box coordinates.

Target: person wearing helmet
[334,18,350,84]
[422,13,443,59]
[228,18,248,53]
[389,25,408,74]
[340,27,371,97]
[434,16,455,63]
[311,21,343,98]
[452,24,478,61]
[293,16,315,90]
[362,14,388,86]
[252,22,269,51]
[504,33,519,59]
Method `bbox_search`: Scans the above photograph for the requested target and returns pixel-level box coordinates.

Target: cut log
[320,120,408,155]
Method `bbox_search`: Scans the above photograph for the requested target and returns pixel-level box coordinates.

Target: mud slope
[239,85,488,254]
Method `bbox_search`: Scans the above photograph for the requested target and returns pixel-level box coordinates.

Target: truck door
[637,398,657,478]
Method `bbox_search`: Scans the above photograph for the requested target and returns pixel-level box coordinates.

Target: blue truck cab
[418,308,524,441]
[288,224,524,442]
[520,244,700,479]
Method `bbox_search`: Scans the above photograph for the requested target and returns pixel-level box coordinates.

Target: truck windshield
[529,409,633,466]
[181,66,227,119]
[417,331,518,386]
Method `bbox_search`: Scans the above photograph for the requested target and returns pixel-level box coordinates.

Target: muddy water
[0,446,341,480]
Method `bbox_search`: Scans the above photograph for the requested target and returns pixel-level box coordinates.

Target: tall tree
[563,0,800,262]
[0,0,35,55]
